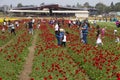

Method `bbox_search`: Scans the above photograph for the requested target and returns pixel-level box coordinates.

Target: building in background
[8,4,97,18]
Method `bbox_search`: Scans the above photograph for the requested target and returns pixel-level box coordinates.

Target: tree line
[76,2,120,14]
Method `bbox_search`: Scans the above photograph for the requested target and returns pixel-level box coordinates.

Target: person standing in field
[101,27,106,38]
[37,20,41,29]
[59,27,65,45]
[1,18,6,33]
[61,31,69,47]
[96,25,101,38]
[15,20,19,28]
[68,19,72,28]
[28,19,34,35]
[7,20,11,33]
[79,26,83,42]
[114,29,120,45]
[95,33,103,47]
[95,25,103,47]
[10,21,16,35]
[3,18,7,28]
[1,26,5,33]
[54,22,61,46]
[54,22,59,35]
[116,20,120,28]
[93,19,97,26]
[81,20,89,44]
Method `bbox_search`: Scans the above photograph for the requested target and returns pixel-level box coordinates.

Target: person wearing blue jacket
[82,21,89,44]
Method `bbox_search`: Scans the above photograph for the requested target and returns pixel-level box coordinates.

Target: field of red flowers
[0,18,120,80]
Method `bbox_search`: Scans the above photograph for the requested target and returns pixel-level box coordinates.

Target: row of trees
[17,2,120,15]
[76,2,120,14]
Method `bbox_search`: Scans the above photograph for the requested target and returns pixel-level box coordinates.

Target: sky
[0,0,120,6]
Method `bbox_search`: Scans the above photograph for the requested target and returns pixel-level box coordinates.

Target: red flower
[117,73,120,78]
[49,75,53,79]
[35,67,39,71]
[42,62,44,67]
[0,77,2,80]
[117,78,120,80]
[0,48,2,52]
[14,54,17,58]
[48,69,51,72]
[58,78,62,80]
[44,77,47,80]
[31,78,34,80]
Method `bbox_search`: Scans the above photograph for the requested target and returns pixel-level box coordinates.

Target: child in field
[101,27,106,38]
[93,19,97,26]
[28,19,34,35]
[10,22,16,35]
[115,37,120,43]
[2,27,5,33]
[96,25,101,39]
[61,31,69,47]
[37,21,40,29]
[114,29,117,35]
[7,20,11,33]
[95,25,103,47]
[114,29,120,45]
[15,21,19,27]
[95,34,103,47]
[79,26,83,42]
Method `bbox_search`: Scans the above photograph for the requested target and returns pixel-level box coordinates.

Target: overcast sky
[0,0,120,6]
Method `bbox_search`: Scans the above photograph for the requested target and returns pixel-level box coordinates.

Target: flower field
[0,18,120,80]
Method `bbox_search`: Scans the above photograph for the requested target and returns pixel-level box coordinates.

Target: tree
[66,5,71,7]
[110,2,114,11]
[72,5,75,8]
[17,3,23,7]
[76,2,82,8]
[40,3,45,6]
[104,6,111,13]
[10,4,12,9]
[95,3,107,14]
[114,2,120,11]
[83,2,90,8]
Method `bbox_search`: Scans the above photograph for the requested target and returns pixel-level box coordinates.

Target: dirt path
[19,33,37,80]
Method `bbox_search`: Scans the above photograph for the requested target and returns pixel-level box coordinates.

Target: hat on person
[60,28,65,32]
[114,30,117,34]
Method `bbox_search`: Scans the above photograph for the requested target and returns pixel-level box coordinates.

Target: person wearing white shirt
[55,23,59,31]
[61,32,69,47]
[54,23,61,46]
[114,29,117,35]
[10,22,16,35]
[15,21,19,27]
[2,27,5,33]
[96,34,103,47]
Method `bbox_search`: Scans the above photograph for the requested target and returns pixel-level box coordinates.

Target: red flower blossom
[44,77,47,80]
[14,54,17,58]
[117,78,120,80]
[31,78,34,80]
[117,73,120,78]
[35,67,39,71]
[49,75,53,79]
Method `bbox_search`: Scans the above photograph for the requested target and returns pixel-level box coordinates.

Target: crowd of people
[2,18,17,35]
[1,17,120,47]
[1,18,40,35]
[54,21,69,47]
